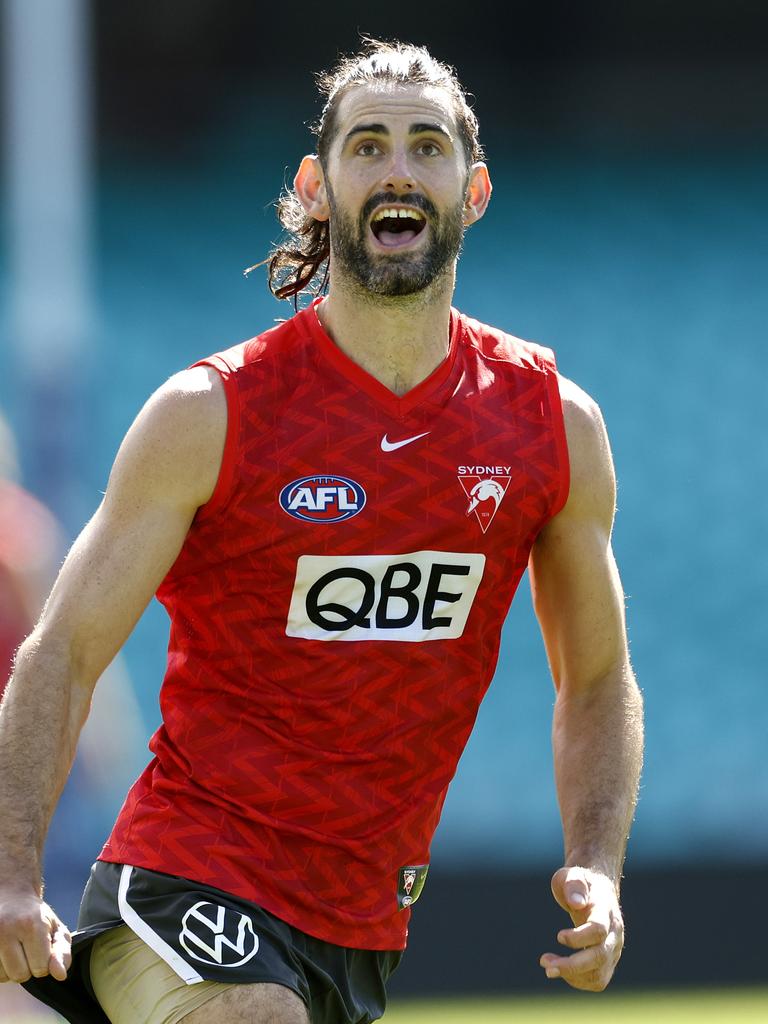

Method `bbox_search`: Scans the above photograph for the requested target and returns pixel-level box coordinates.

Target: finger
[557,919,609,949]
[562,868,591,911]
[541,944,606,979]
[544,922,620,975]
[0,940,34,983]
[550,866,591,915]
[539,952,563,980]
[48,925,72,981]
[23,925,56,979]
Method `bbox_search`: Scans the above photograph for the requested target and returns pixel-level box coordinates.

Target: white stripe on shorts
[117,864,204,985]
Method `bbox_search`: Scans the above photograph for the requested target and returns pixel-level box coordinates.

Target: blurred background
[1,0,766,1015]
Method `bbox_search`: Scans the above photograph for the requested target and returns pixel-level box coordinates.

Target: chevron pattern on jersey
[101,302,569,951]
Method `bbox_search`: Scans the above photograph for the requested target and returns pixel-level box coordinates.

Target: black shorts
[23,861,402,1024]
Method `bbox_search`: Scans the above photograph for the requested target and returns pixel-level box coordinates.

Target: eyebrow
[343,121,454,145]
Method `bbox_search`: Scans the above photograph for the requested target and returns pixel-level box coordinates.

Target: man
[0,39,643,1024]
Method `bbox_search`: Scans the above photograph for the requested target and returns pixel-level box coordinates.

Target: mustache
[360,191,438,224]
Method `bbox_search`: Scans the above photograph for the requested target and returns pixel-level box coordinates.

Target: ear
[294,155,330,222]
[463,162,492,226]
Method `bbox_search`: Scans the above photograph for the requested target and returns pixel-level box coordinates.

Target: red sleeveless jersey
[101,301,569,950]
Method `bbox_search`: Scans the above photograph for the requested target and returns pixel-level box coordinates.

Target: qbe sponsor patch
[286,550,486,642]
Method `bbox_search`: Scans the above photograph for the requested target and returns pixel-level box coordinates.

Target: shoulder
[456,310,555,373]
[109,365,227,512]
[141,365,227,449]
[554,374,615,529]
[209,314,309,374]
[558,374,607,453]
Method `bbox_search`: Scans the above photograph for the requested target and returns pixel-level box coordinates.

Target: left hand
[539,866,624,991]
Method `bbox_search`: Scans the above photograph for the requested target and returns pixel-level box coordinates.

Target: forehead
[333,83,457,136]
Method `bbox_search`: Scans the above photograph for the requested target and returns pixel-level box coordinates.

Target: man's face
[322,84,472,297]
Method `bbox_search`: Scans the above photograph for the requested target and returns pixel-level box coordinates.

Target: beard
[327,187,466,298]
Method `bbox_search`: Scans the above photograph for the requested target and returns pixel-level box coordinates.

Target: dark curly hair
[250,39,484,306]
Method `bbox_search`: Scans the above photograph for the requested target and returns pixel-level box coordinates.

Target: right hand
[0,890,72,983]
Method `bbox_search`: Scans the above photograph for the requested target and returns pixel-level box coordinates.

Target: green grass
[383,989,768,1023]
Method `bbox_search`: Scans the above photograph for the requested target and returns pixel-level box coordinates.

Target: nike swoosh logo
[380,431,430,452]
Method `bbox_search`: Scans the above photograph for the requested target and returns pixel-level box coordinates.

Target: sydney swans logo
[457,465,512,533]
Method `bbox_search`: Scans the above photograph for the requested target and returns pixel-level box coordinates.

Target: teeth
[372,208,426,222]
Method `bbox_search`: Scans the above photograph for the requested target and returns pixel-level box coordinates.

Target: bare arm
[529,375,643,992]
[0,366,226,984]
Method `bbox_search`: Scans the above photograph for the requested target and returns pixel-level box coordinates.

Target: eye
[417,141,442,157]
[356,141,381,157]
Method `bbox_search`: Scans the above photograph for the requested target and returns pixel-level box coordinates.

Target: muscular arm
[0,366,226,984]
[529,376,643,991]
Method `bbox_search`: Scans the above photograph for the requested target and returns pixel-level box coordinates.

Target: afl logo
[279,475,366,523]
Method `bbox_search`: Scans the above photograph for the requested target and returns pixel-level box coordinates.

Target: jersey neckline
[300,296,464,419]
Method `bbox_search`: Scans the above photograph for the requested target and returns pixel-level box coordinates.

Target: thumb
[47,917,72,982]
[551,866,590,914]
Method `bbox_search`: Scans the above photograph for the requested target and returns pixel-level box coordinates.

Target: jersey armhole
[191,354,240,521]
[535,348,570,520]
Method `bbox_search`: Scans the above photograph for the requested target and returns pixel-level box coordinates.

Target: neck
[316,267,455,397]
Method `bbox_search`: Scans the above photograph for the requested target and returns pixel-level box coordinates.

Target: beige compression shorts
[89,925,229,1024]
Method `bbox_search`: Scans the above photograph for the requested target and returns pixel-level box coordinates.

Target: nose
[383,149,415,192]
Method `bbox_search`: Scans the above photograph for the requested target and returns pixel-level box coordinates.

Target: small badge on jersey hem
[457,465,512,534]
[279,475,366,523]
[397,864,429,910]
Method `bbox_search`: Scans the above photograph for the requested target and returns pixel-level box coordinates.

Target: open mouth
[369,206,427,249]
